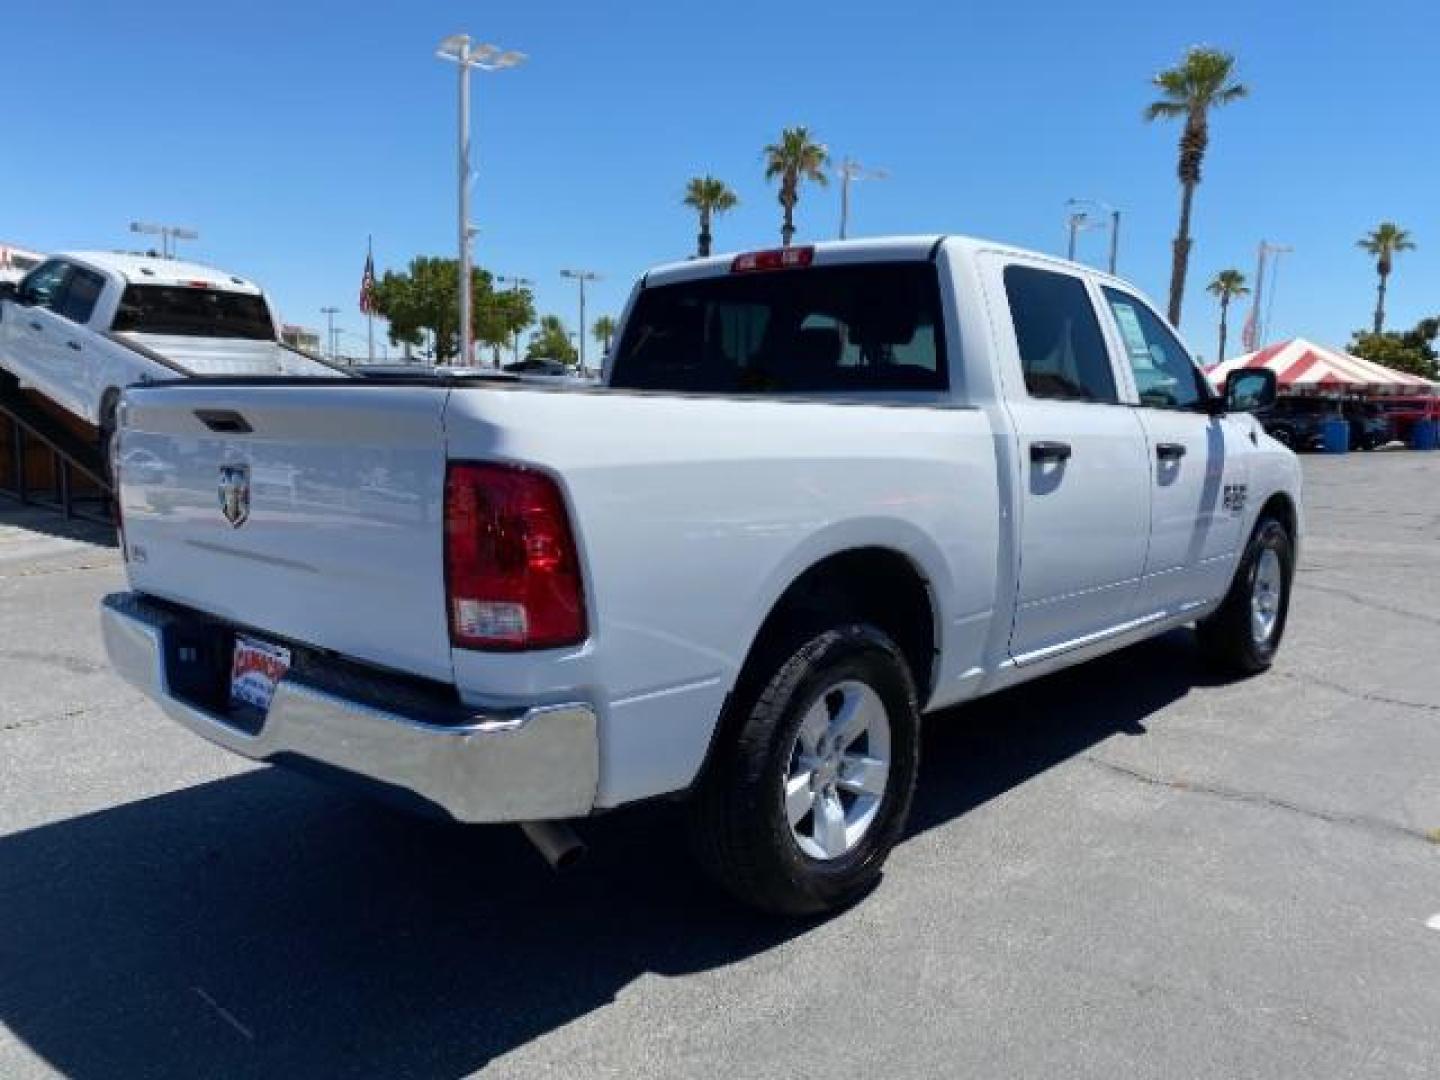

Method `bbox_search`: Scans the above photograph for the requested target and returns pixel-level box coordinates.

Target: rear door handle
[66,340,82,352]
[27,320,42,332]
[1156,442,1187,461]
[1030,440,1072,464]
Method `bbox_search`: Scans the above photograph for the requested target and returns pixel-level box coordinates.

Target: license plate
[229,635,292,713]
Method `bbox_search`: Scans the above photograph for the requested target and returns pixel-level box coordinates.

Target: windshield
[610,261,947,393]
[112,284,275,339]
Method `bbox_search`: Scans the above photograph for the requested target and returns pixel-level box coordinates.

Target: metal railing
[0,380,113,526]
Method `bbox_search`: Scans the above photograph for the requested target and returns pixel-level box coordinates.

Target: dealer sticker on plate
[230,635,292,712]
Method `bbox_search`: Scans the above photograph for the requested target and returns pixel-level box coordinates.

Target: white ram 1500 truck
[101,236,1299,913]
[0,251,343,457]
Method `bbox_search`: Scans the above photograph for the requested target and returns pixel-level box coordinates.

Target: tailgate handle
[195,409,253,434]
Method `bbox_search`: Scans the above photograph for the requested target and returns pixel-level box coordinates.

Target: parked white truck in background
[101,236,1299,914]
[0,251,342,459]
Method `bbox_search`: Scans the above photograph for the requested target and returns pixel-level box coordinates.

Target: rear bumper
[100,593,599,823]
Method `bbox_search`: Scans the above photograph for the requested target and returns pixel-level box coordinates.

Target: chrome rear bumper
[100,593,598,822]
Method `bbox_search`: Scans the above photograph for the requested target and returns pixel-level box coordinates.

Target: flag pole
[366,235,375,363]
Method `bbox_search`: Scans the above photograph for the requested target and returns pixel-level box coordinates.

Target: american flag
[359,246,377,314]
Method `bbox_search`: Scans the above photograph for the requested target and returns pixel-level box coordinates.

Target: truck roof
[57,251,264,294]
[642,234,1118,289]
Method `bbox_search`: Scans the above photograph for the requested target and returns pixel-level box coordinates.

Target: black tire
[688,622,921,915]
[1196,515,1294,676]
[98,391,119,490]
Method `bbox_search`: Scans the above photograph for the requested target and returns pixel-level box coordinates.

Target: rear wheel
[1196,515,1294,676]
[688,622,921,915]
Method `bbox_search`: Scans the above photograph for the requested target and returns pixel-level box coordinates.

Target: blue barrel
[1321,417,1350,454]
[1411,419,1438,451]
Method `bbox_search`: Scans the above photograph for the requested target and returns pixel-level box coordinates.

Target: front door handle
[66,340,82,351]
[1156,442,1187,461]
[1030,440,1072,464]
[28,320,42,332]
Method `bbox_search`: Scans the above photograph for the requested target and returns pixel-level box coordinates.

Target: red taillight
[731,246,814,273]
[444,463,587,650]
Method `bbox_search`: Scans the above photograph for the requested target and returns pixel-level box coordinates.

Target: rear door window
[610,261,947,393]
[1002,265,1118,404]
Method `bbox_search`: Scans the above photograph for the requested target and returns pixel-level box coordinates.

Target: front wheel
[1196,515,1294,676]
[688,623,921,915]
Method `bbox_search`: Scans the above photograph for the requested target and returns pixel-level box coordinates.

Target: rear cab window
[609,260,947,394]
[112,285,275,339]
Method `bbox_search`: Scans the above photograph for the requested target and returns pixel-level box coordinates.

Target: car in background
[1374,395,1440,444]
[503,357,573,376]
[1254,397,1330,450]
[1255,396,1389,451]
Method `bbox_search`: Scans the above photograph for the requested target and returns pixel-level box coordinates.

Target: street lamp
[436,34,526,368]
[1064,198,1121,273]
[497,274,534,365]
[835,158,888,240]
[129,221,199,259]
[320,306,341,362]
[561,268,600,374]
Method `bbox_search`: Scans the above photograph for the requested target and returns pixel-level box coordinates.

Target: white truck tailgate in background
[118,384,454,683]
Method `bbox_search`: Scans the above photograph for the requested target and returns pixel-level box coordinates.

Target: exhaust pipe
[520,820,586,872]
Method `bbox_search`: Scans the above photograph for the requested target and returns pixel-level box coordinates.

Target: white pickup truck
[101,236,1299,914]
[0,251,341,457]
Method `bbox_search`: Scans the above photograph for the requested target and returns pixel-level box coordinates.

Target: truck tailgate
[117,383,454,683]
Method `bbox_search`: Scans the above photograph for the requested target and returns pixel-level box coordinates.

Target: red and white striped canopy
[1207,338,1437,395]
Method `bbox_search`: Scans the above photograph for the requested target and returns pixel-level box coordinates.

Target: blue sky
[3,0,1435,362]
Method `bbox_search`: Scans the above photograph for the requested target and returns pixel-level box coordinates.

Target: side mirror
[1224,368,1277,414]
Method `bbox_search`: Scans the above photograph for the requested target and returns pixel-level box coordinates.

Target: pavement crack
[1300,582,1440,628]
[1277,670,1440,714]
[1082,754,1432,845]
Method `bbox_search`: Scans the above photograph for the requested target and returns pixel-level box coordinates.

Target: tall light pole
[320,306,340,362]
[836,158,888,240]
[497,274,533,365]
[130,221,199,259]
[1065,207,1090,261]
[1064,198,1121,272]
[561,269,599,374]
[436,34,526,367]
[1243,240,1293,351]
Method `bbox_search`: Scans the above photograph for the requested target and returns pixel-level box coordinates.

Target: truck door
[989,259,1152,662]
[1,260,73,400]
[1097,286,1246,615]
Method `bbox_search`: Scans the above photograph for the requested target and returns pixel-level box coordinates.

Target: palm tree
[1206,269,1250,363]
[592,315,616,354]
[1145,47,1248,327]
[1357,222,1416,333]
[682,176,739,258]
[763,127,830,247]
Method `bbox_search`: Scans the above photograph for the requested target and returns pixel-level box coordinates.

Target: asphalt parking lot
[2,453,1438,1079]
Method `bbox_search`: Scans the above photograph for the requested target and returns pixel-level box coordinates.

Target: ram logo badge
[218,464,251,528]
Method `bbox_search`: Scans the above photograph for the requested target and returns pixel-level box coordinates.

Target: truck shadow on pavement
[1,630,1222,1078]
